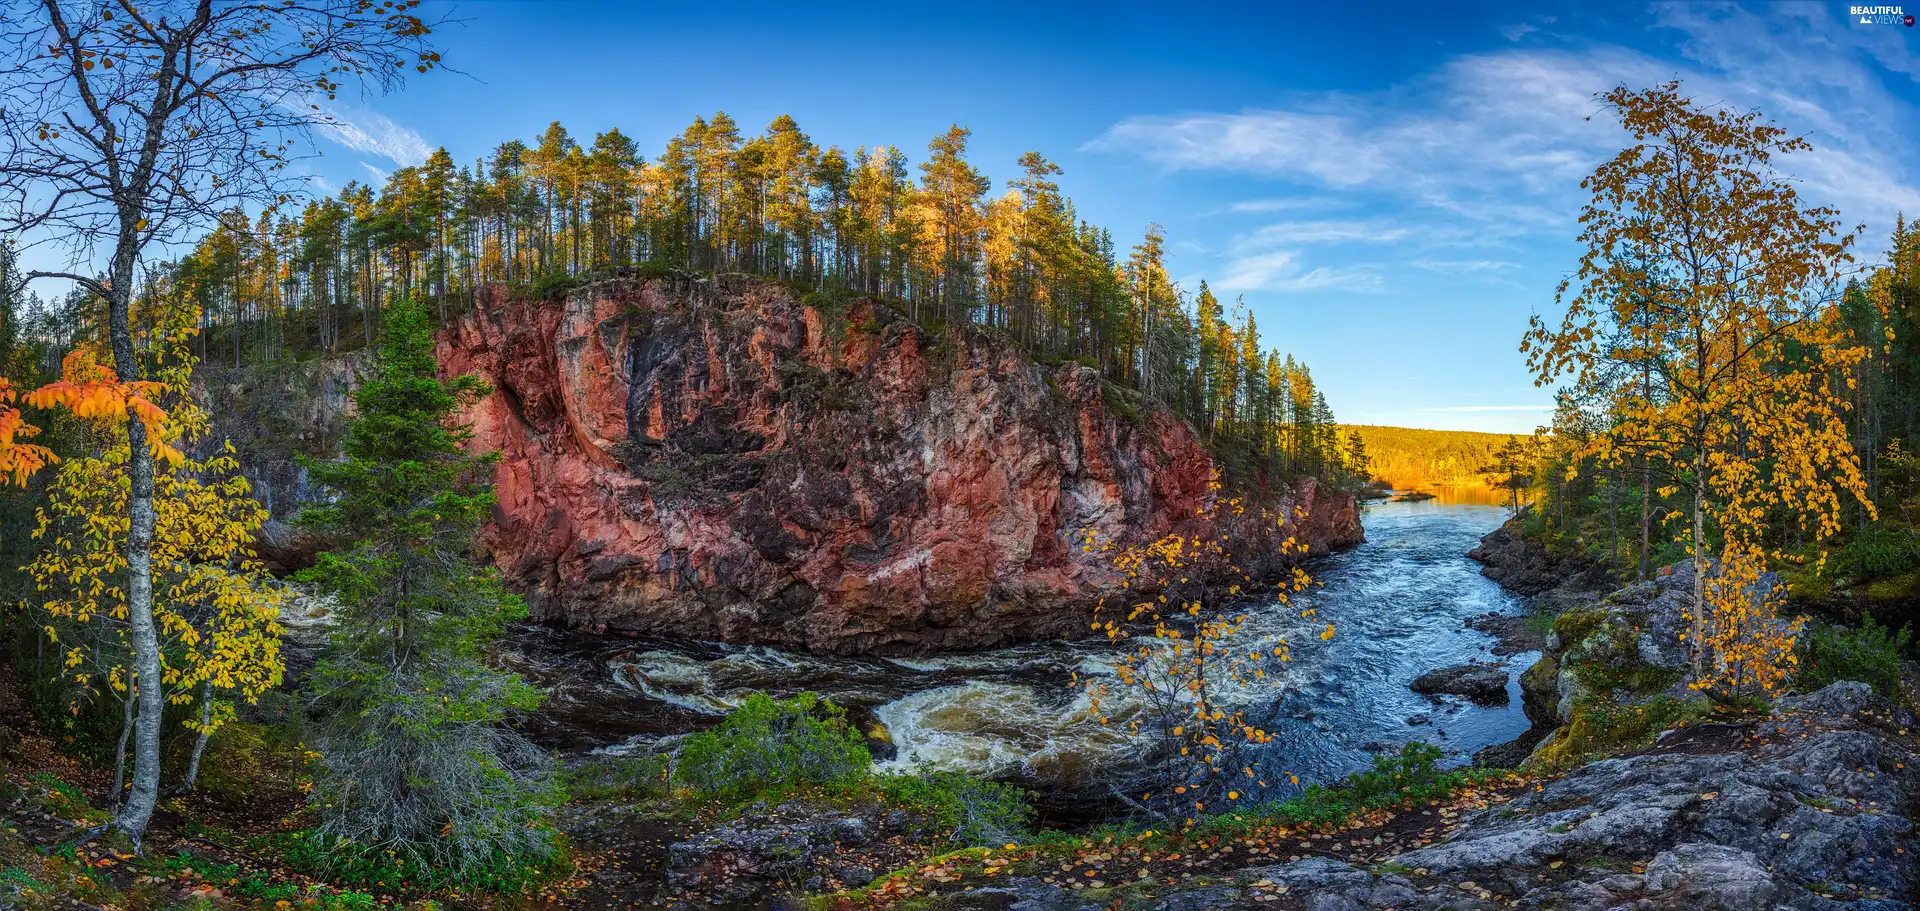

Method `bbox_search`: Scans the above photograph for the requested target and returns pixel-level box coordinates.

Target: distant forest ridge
[1339,424,1523,490]
[2,113,1359,485]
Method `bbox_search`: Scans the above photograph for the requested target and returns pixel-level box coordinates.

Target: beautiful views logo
[1849,4,1913,24]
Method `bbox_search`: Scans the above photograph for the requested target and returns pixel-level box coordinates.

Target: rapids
[497,498,1533,805]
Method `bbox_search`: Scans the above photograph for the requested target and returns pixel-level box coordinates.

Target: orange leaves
[26,349,182,465]
[0,378,56,485]
[1693,543,1800,698]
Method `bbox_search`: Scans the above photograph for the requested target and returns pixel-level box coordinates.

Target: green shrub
[673,692,870,803]
[876,772,1034,847]
[531,272,579,300]
[270,828,570,898]
[1828,524,1920,584]
[561,754,670,803]
[1798,616,1912,697]
[800,287,853,313]
[632,259,676,280]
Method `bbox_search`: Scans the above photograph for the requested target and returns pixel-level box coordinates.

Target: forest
[1,114,1358,488]
[0,1,1370,904]
[0,3,1914,911]
[1337,425,1517,493]
[1514,216,1920,615]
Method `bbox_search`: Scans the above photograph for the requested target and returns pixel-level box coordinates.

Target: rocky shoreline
[887,522,1920,909]
[884,681,1917,911]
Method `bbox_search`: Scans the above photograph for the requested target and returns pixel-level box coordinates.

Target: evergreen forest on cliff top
[0,2,1914,910]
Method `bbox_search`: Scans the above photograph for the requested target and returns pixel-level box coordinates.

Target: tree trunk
[109,237,163,846]
[109,691,134,812]
[1639,455,1652,582]
[1609,467,1619,572]
[1689,453,1708,685]
[181,681,214,792]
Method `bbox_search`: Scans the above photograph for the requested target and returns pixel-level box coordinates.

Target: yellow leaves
[1320,623,1336,641]
[28,370,283,731]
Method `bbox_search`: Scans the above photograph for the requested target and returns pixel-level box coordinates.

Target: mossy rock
[1550,606,1610,651]
[1528,693,1706,769]
[1863,570,1920,602]
[1574,661,1684,696]
[1519,654,1561,726]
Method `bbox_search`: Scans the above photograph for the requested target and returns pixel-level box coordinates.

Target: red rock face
[438,276,1363,655]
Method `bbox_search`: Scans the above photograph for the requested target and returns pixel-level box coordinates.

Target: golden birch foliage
[26,304,281,730]
[1521,82,1868,697]
[1693,542,1800,697]
[1075,470,1319,825]
[0,332,183,486]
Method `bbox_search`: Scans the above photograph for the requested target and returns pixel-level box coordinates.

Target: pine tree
[298,297,557,880]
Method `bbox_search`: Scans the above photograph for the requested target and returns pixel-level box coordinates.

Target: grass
[829,741,1517,908]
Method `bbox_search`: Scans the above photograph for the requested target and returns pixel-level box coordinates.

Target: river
[496,497,1535,811]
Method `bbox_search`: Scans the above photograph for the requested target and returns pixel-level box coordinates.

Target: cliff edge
[427,274,1362,655]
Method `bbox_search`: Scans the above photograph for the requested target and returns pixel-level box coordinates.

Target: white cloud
[360,161,390,183]
[1226,197,1341,214]
[1091,12,1920,252]
[1085,47,1648,226]
[1214,250,1383,294]
[1238,220,1414,247]
[315,105,432,167]
[1408,259,1520,273]
[1501,22,1538,42]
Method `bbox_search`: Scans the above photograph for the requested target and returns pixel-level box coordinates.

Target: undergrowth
[1797,615,1912,698]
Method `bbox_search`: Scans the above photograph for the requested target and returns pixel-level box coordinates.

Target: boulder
[1410,663,1510,705]
[665,798,928,903]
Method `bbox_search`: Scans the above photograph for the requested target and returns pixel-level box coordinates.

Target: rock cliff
[424,275,1360,655]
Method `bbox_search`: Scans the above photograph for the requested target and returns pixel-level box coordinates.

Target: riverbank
[9,507,1912,910]
[811,520,1920,910]
[820,680,1917,910]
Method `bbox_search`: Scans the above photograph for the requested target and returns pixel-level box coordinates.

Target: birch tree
[0,0,441,844]
[1523,82,1869,697]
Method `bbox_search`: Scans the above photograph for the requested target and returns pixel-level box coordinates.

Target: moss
[1551,607,1609,650]
[1520,653,1562,718]
[1574,662,1683,696]
[1781,563,1836,602]
[1863,569,1920,602]
[1529,693,1705,769]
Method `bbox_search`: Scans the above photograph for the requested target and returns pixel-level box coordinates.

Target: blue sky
[280,2,1920,431]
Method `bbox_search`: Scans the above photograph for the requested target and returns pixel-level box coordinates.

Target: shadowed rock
[1411,663,1510,705]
